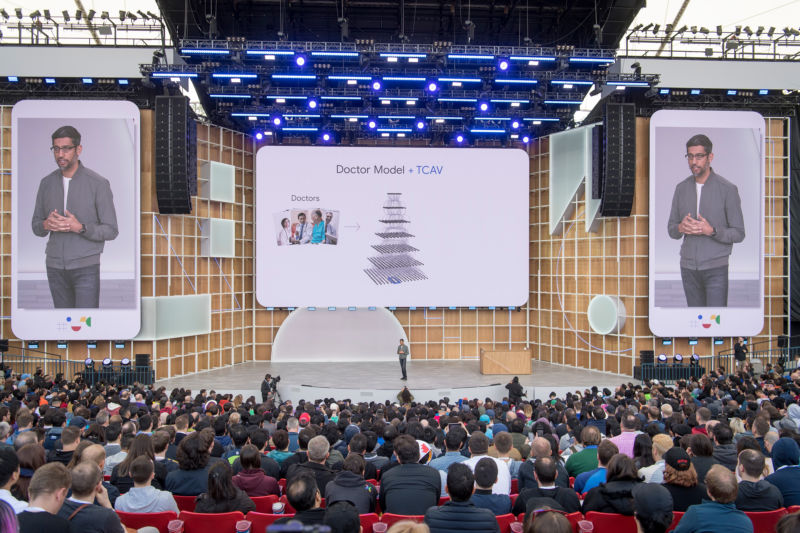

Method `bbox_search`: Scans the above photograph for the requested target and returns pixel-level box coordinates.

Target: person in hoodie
[734,449,783,511]
[581,453,642,515]
[786,403,800,430]
[114,456,178,514]
[45,426,80,466]
[194,461,255,514]
[324,453,376,514]
[710,424,738,471]
[764,437,800,506]
[231,445,279,498]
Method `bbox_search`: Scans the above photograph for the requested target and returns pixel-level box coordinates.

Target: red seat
[789,505,800,514]
[360,513,380,531]
[510,493,519,507]
[566,512,583,533]
[745,509,788,532]
[569,476,575,488]
[104,475,111,482]
[585,511,637,533]
[380,514,425,526]
[250,494,280,513]
[246,511,295,532]
[511,478,519,494]
[278,494,296,514]
[116,511,177,533]
[278,478,286,494]
[437,496,450,506]
[496,513,517,533]
[666,511,683,532]
[178,511,244,533]
[173,494,197,513]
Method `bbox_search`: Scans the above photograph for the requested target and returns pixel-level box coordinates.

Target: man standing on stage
[734,337,748,372]
[667,134,745,307]
[32,125,118,308]
[397,339,409,380]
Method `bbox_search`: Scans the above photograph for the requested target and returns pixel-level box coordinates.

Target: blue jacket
[424,500,500,533]
[469,489,511,516]
[672,500,753,533]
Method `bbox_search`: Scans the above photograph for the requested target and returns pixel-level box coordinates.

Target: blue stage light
[759,89,769,95]
[455,133,465,144]
[181,48,230,55]
[255,132,263,140]
[152,72,197,78]
[307,99,318,109]
[688,337,699,345]
[522,135,530,143]
[8,76,18,82]
[727,89,737,95]
[321,132,332,142]
[498,58,510,71]
[271,74,316,80]
[118,79,129,85]
[372,80,382,91]
[511,120,521,129]
[479,102,489,111]
[691,89,701,95]
[367,119,377,129]
[82,78,93,84]
[45,78,56,84]
[427,81,439,92]
[295,55,306,66]
[416,120,426,130]
[272,116,282,126]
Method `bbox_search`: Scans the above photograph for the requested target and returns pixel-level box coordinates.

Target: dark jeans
[399,357,407,379]
[46,264,100,308]
[681,265,728,307]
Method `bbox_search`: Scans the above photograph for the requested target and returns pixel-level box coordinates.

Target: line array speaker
[135,353,150,368]
[154,96,196,214]
[600,102,636,217]
[639,349,654,365]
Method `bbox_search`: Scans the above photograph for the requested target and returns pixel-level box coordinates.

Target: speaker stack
[134,353,154,385]
[599,102,636,217]
[154,96,197,215]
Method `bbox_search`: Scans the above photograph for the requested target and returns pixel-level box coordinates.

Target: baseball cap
[633,483,673,521]
[69,416,87,428]
[663,447,691,471]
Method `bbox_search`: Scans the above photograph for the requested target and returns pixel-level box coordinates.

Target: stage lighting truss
[137,39,656,142]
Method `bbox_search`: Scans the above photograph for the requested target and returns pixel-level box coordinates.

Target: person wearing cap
[672,464,752,533]
[638,434,673,484]
[764,437,800,506]
[633,483,674,533]
[661,447,706,512]
[735,449,783,511]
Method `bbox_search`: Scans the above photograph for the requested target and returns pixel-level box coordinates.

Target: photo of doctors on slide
[275,209,340,246]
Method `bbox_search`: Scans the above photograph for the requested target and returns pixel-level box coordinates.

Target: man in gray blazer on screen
[31,125,118,308]
[667,134,745,307]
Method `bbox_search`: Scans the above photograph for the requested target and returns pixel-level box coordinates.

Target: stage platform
[155,360,630,405]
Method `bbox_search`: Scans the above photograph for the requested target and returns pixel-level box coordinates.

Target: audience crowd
[0,363,799,533]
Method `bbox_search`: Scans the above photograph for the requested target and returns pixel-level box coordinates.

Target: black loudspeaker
[600,102,636,217]
[0,339,7,353]
[154,96,196,214]
[135,353,150,368]
[640,350,654,365]
[591,124,604,200]
[778,335,788,348]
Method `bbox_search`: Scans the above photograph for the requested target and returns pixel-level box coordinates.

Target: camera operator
[261,374,280,404]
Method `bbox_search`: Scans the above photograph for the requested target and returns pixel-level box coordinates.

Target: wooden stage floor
[156,360,630,404]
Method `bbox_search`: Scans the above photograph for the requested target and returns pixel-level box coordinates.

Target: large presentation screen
[256,146,529,308]
[12,100,141,340]
[648,110,764,338]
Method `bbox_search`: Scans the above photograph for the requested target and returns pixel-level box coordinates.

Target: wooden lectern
[479,348,532,375]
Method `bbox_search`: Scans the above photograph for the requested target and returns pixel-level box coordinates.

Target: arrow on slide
[344,223,361,231]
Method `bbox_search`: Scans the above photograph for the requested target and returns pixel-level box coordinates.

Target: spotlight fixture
[674,354,683,363]
[102,358,112,367]
[272,116,282,126]
[120,357,131,367]
[455,133,465,144]
[126,11,137,21]
[427,81,439,92]
[367,119,377,129]
[511,120,520,129]
[29,10,41,19]
[295,55,306,67]
[119,10,126,21]
[321,132,332,142]
[75,10,82,20]
[15,8,22,19]
[521,135,530,143]
[0,9,8,20]
[84,358,94,367]
[255,132,263,140]
[307,98,318,109]
[498,58,510,71]
[478,101,489,112]
[415,119,426,130]
[137,10,149,20]
[371,80,382,91]
[690,353,700,364]
[87,9,95,21]
[657,353,668,364]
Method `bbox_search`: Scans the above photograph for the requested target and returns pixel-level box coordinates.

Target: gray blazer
[32,162,118,269]
[667,169,745,270]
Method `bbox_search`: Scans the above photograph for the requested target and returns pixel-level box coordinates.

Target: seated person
[424,463,499,533]
[114,456,179,514]
[274,471,326,526]
[232,445,280,498]
[469,457,511,515]
[194,461,255,514]
[324,453,376,514]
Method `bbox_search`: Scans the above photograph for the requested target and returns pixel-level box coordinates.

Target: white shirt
[63,176,71,213]
[462,455,511,495]
[638,460,665,484]
[277,227,290,246]
[696,182,703,216]
[0,488,29,514]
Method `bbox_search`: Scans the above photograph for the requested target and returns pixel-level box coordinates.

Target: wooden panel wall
[529,117,789,374]
[0,109,788,379]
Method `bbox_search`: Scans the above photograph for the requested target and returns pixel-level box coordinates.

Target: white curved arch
[271,308,407,362]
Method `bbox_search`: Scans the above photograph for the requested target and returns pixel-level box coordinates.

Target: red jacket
[232,469,280,497]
